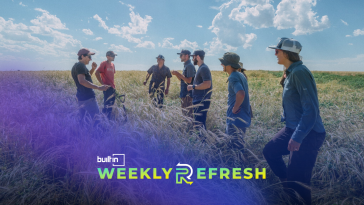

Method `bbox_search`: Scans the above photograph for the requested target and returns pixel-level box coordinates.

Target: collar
[286,61,303,75]
[184,59,192,66]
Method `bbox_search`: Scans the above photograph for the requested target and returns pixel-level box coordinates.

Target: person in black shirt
[71,48,109,123]
[143,55,172,108]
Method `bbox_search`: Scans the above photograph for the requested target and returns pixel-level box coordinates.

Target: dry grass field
[0,70,363,204]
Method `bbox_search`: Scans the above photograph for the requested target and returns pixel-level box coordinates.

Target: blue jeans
[193,100,211,130]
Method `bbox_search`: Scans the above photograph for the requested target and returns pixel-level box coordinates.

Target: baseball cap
[156,54,165,60]
[191,50,205,57]
[77,48,95,56]
[268,38,302,54]
[177,49,191,55]
[219,52,241,69]
[106,51,117,57]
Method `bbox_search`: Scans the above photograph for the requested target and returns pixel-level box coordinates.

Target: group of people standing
[71,37,326,205]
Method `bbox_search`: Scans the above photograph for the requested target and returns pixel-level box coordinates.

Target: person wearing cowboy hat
[263,38,326,205]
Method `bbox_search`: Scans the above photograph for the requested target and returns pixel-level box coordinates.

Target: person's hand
[92,62,97,69]
[143,81,147,86]
[171,70,178,75]
[165,89,169,95]
[99,85,110,91]
[232,106,241,114]
[287,138,301,151]
[187,85,193,91]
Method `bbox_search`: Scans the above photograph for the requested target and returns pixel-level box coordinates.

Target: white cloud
[204,37,238,56]
[197,25,203,28]
[135,41,155,49]
[32,8,68,30]
[106,16,109,20]
[341,19,348,26]
[159,38,199,50]
[348,43,353,46]
[0,9,81,57]
[208,1,258,52]
[173,57,181,63]
[346,35,352,37]
[230,0,275,29]
[94,37,102,41]
[82,29,93,35]
[19,2,26,6]
[274,0,330,35]
[93,14,109,30]
[109,44,132,53]
[93,4,154,48]
[103,43,108,45]
[353,29,364,36]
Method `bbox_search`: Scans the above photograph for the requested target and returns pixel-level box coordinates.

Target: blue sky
[1,0,364,71]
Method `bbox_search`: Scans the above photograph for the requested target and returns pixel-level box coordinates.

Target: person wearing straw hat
[219,52,251,147]
[172,49,196,118]
[95,51,117,119]
[263,38,326,205]
[71,48,109,123]
[143,54,172,108]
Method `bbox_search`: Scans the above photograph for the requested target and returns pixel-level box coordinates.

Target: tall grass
[0,70,363,205]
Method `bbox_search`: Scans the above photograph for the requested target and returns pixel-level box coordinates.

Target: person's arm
[165,78,171,95]
[77,74,109,91]
[89,62,97,76]
[232,90,245,114]
[174,71,193,84]
[288,70,319,151]
[143,73,151,86]
[95,70,103,85]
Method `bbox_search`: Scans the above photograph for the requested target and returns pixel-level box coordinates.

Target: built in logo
[97,154,125,167]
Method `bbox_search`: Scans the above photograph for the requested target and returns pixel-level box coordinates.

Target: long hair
[238,62,247,81]
[279,50,300,87]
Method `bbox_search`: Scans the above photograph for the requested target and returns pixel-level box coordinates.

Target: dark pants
[263,127,326,205]
[103,88,116,119]
[193,100,211,130]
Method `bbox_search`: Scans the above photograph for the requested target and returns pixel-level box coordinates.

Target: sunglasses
[275,49,280,55]
[87,55,92,60]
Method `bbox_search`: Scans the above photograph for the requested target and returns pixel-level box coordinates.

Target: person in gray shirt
[143,55,172,108]
[187,50,212,131]
[172,49,196,118]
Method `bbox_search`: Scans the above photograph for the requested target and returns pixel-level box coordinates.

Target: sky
[0,0,364,72]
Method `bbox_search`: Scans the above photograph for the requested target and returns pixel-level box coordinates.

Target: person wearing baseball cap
[71,48,109,124]
[171,49,196,118]
[219,52,251,149]
[143,54,172,108]
[187,50,212,133]
[95,51,117,119]
[263,38,326,205]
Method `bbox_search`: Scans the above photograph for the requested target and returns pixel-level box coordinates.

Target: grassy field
[0,70,363,205]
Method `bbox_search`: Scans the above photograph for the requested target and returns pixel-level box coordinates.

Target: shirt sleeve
[290,69,319,143]
[200,66,212,82]
[166,67,172,78]
[147,66,153,74]
[185,64,196,78]
[97,62,105,73]
[113,64,116,73]
[229,75,245,93]
[76,63,87,75]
